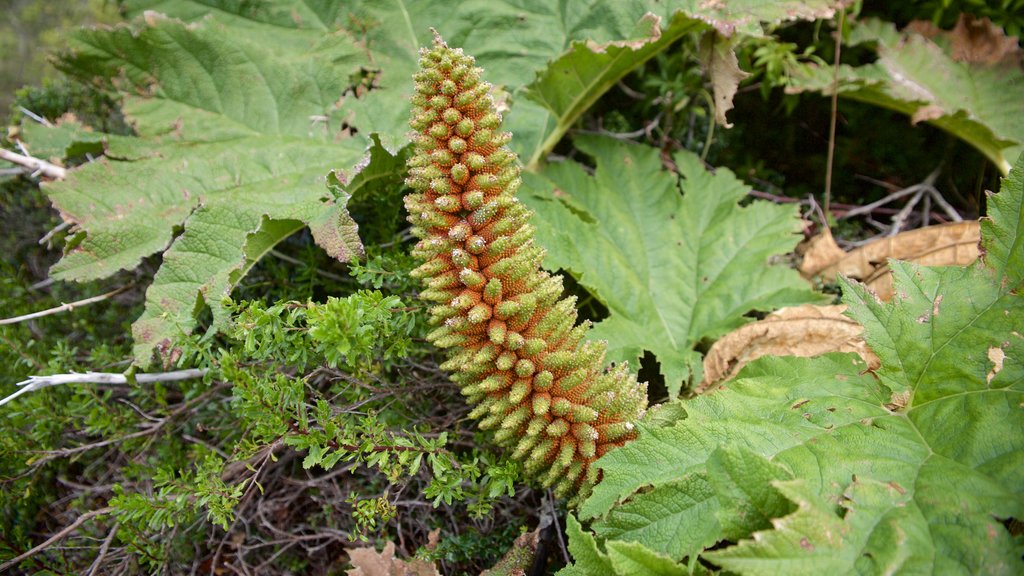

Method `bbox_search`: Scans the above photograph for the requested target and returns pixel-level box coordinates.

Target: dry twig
[0,507,114,572]
[1,368,208,408]
[0,147,67,180]
[0,285,130,326]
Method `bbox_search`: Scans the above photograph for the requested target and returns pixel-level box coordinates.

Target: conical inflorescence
[404,34,648,502]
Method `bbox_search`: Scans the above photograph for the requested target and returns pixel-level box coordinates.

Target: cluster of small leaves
[228,290,421,372]
[224,294,524,511]
[349,248,423,292]
[424,448,519,517]
[347,492,398,542]
[111,452,244,531]
[417,521,525,571]
[222,335,443,486]
[560,154,1024,575]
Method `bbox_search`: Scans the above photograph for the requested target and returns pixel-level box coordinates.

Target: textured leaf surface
[559,514,615,576]
[39,7,370,365]
[520,12,705,168]
[574,159,1024,573]
[17,117,105,161]
[304,0,852,168]
[705,445,795,542]
[606,540,689,576]
[521,136,821,397]
[339,0,676,160]
[708,479,933,575]
[699,304,878,390]
[593,473,720,560]
[580,353,885,521]
[982,153,1024,289]
[788,18,1024,174]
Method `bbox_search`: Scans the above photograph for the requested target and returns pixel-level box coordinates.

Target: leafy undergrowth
[563,155,1024,575]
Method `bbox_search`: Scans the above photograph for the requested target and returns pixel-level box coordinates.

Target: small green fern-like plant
[404,33,648,501]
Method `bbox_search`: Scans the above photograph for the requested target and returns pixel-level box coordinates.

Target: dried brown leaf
[699,304,879,390]
[860,224,981,300]
[821,221,980,283]
[798,228,847,279]
[949,14,1021,66]
[346,541,440,576]
[699,32,750,128]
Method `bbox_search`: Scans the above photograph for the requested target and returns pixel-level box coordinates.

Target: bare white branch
[0,286,129,326]
[19,106,54,127]
[0,147,67,179]
[1,368,208,408]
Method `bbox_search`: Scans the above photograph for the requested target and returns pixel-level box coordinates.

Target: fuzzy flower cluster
[404,34,648,501]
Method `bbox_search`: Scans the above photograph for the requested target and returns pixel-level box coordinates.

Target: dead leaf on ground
[820,221,980,287]
[346,541,440,576]
[859,223,980,300]
[798,228,847,279]
[699,304,880,391]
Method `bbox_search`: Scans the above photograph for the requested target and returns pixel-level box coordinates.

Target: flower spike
[405,33,647,503]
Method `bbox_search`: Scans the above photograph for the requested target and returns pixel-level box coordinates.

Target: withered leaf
[346,541,440,576]
[821,221,980,294]
[699,304,880,390]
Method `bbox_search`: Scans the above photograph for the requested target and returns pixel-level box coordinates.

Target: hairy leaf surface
[788,18,1024,174]
[337,0,850,168]
[38,8,371,365]
[521,136,821,397]
[571,158,1024,573]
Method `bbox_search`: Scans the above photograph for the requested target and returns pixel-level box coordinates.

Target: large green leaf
[37,8,371,365]
[336,0,849,166]
[337,0,676,158]
[982,153,1024,290]
[710,478,936,575]
[571,159,1024,573]
[593,473,721,560]
[788,18,1024,174]
[579,354,887,522]
[521,136,822,397]
[519,12,703,169]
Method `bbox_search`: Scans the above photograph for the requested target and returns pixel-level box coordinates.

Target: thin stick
[268,250,348,282]
[38,221,71,246]
[0,506,114,572]
[86,522,120,576]
[823,7,846,218]
[20,106,54,127]
[546,491,570,565]
[28,382,226,467]
[0,285,130,326]
[1,368,208,408]
[0,147,67,179]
